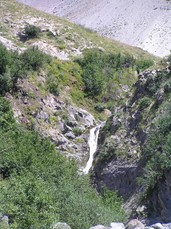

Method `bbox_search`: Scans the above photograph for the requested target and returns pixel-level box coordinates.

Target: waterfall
[83,124,101,174]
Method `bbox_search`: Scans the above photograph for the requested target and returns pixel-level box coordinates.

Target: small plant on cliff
[138,97,151,110]
[46,74,60,96]
[24,24,41,39]
[73,127,83,136]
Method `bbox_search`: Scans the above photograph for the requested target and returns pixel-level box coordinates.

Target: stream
[83,122,105,174]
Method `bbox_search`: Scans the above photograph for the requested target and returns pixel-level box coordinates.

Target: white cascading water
[83,125,101,174]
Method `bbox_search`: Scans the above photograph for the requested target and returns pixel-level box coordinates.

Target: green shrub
[135,58,154,73]
[76,49,152,100]
[94,103,106,112]
[24,24,41,39]
[0,43,11,75]
[73,127,82,136]
[46,74,59,96]
[0,97,15,129]
[21,46,51,71]
[0,45,52,95]
[0,72,12,95]
[139,97,151,110]
[98,139,117,163]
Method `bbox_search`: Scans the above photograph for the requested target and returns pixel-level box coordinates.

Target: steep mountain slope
[0,0,158,165]
[1,0,170,228]
[1,0,156,60]
[17,0,171,57]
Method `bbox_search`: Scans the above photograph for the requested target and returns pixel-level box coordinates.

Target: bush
[76,49,153,99]
[98,139,117,163]
[82,65,105,97]
[0,44,52,95]
[0,72,12,95]
[0,97,15,129]
[139,97,151,110]
[73,127,82,136]
[21,46,51,71]
[94,103,106,112]
[46,74,60,96]
[135,58,154,73]
[24,24,41,39]
[0,43,11,75]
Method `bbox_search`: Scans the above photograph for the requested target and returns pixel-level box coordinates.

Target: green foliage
[23,25,41,39]
[139,103,171,196]
[46,74,59,96]
[0,97,15,129]
[0,43,11,75]
[94,103,107,112]
[73,127,82,136]
[21,46,51,71]
[0,174,59,229]
[0,72,13,95]
[138,97,151,110]
[98,139,117,163]
[0,99,126,228]
[47,60,85,103]
[135,58,154,73]
[0,44,52,95]
[76,49,153,101]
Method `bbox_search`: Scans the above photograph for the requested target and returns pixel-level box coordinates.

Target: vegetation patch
[0,98,126,228]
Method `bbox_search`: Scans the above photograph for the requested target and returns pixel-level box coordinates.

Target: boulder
[89,225,109,229]
[104,109,112,117]
[0,214,9,228]
[151,223,164,229]
[36,110,50,122]
[51,222,71,229]
[126,219,144,229]
[65,132,75,139]
[163,223,171,229]
[111,222,125,229]
[68,106,96,127]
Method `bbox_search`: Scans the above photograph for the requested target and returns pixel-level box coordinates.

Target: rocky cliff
[92,66,171,222]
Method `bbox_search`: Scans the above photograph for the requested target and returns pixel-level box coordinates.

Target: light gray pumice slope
[17,0,171,57]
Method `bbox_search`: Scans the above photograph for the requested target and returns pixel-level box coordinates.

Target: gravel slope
[17,0,171,57]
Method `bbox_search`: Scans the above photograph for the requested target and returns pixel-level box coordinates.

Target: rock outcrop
[6,77,97,166]
[92,68,171,222]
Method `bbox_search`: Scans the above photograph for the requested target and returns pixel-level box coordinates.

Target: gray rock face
[36,110,50,122]
[68,106,96,127]
[150,171,171,223]
[93,159,143,200]
[33,95,97,164]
